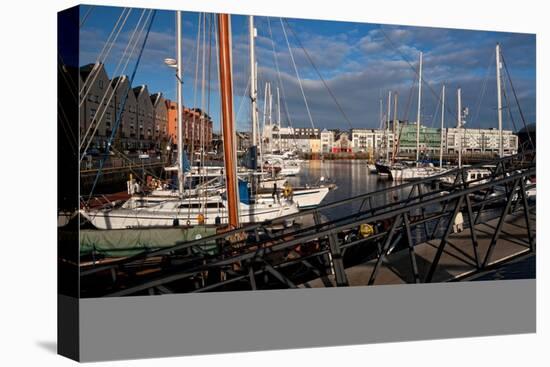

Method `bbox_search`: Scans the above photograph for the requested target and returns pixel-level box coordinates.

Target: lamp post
[163,12,184,197]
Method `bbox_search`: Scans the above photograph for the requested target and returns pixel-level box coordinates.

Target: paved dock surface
[301,207,535,287]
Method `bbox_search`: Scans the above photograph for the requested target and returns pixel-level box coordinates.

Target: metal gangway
[80,151,536,297]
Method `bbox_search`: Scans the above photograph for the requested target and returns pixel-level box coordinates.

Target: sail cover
[79,226,217,257]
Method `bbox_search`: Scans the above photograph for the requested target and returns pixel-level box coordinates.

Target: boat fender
[359,223,374,238]
[283,185,293,198]
[197,213,205,225]
[173,218,179,226]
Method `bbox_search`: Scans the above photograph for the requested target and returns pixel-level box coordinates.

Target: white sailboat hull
[279,166,301,176]
[81,201,299,230]
[256,186,331,209]
[389,167,447,182]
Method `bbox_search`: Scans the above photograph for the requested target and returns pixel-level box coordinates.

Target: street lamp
[163,58,177,68]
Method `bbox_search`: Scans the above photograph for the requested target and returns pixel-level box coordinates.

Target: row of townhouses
[79,63,212,153]
[257,121,519,155]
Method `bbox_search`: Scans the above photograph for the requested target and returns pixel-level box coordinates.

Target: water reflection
[287,160,407,219]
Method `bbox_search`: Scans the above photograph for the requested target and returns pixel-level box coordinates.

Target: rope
[79,5,95,28]
[501,52,534,149]
[266,17,299,151]
[280,18,316,131]
[379,27,458,124]
[471,49,494,127]
[283,18,354,130]
[79,8,132,105]
[87,10,157,200]
[80,9,149,155]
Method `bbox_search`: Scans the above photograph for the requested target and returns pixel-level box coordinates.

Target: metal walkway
[79,150,536,297]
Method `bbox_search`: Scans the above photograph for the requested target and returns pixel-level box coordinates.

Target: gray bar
[79,279,535,362]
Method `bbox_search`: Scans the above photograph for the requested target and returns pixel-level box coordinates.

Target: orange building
[166,100,178,145]
[165,100,214,151]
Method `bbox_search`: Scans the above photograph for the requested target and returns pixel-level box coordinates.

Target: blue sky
[79,4,536,133]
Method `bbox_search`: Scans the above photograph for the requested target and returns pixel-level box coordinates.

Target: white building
[446,128,518,154]
[351,128,395,155]
[268,126,321,153]
[321,129,335,153]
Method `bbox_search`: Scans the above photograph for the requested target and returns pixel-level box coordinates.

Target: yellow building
[309,138,321,154]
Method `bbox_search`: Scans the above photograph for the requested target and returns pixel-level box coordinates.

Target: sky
[79,4,536,133]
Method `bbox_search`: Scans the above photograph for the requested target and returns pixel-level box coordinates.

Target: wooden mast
[217,14,239,228]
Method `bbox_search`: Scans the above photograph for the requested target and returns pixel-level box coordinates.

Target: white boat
[263,155,301,176]
[80,195,299,229]
[256,185,332,209]
[389,164,447,182]
[439,168,492,186]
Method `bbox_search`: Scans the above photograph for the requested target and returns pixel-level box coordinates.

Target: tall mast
[440,84,445,169]
[378,97,383,159]
[392,92,398,159]
[249,16,257,147]
[256,61,263,172]
[176,11,184,197]
[277,86,281,151]
[496,43,504,158]
[217,13,239,228]
[457,87,462,169]
[268,82,273,154]
[262,82,268,153]
[416,51,423,165]
[386,91,391,162]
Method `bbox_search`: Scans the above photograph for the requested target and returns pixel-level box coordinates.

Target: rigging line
[501,52,535,148]
[472,49,494,127]
[187,12,203,216]
[79,7,128,96]
[80,8,148,151]
[57,54,79,104]
[378,27,457,123]
[501,76,518,133]
[402,74,417,122]
[190,12,203,157]
[58,102,78,154]
[279,18,316,131]
[235,78,251,129]
[204,13,214,214]
[429,86,442,128]
[282,18,354,130]
[200,11,208,193]
[79,9,150,157]
[80,8,132,103]
[87,10,157,200]
[267,17,297,149]
[79,5,95,28]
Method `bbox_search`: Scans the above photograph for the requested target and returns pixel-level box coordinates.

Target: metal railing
[79,150,535,297]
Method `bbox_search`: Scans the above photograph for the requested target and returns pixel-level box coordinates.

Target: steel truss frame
[79,151,536,297]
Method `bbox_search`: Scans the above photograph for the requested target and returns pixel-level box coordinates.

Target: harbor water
[288,159,535,280]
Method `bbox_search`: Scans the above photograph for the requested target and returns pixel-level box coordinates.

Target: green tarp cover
[80,226,217,257]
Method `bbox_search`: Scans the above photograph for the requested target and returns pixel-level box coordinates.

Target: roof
[150,92,163,107]
[110,75,127,88]
[132,85,147,98]
[79,63,98,81]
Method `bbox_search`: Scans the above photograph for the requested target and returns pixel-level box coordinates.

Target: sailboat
[80,12,300,230]
[379,52,448,181]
